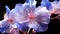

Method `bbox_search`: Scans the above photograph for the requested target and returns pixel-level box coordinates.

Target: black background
[0,0,60,34]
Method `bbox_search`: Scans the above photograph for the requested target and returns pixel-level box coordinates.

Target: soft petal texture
[5,5,10,15]
[27,21,44,32]
[51,1,60,14]
[41,0,52,10]
[0,18,10,33]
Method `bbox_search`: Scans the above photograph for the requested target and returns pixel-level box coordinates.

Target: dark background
[0,0,60,34]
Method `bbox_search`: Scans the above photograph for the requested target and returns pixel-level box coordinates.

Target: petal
[5,5,10,15]
[0,19,10,33]
[51,1,60,14]
[16,22,29,32]
[35,7,50,24]
[41,0,52,10]
[26,0,36,7]
[27,20,45,32]
[37,22,48,32]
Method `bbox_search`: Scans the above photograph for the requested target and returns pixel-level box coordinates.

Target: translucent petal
[35,7,50,24]
[41,0,52,10]
[27,21,44,32]
[5,5,10,15]
[0,19,10,33]
[15,22,29,32]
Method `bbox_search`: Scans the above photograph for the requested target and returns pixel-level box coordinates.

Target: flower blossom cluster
[0,0,60,34]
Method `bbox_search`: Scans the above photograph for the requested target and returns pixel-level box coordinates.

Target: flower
[10,0,50,32]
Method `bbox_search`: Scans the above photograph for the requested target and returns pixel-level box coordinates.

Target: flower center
[28,13,34,20]
[8,18,14,24]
